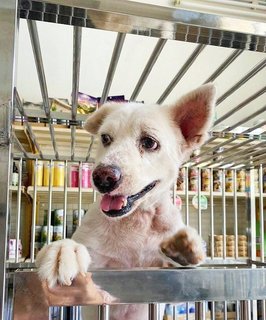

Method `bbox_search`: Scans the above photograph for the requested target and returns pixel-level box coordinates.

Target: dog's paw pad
[36,239,91,288]
[160,227,205,266]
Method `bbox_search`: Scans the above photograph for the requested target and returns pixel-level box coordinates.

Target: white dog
[36,84,216,320]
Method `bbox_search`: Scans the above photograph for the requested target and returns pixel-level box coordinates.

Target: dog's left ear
[169,83,216,151]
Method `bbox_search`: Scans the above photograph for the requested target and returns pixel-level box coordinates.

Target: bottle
[12,162,19,186]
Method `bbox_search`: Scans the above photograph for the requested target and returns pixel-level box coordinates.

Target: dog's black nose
[92,165,122,193]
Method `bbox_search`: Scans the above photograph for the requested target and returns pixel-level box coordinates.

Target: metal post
[195,302,206,320]
[149,303,161,320]
[240,301,251,320]
[0,0,18,318]
[98,304,110,320]
[30,159,38,262]
[15,158,22,263]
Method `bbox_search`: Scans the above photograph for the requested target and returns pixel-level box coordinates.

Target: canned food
[54,209,64,226]
[73,209,85,228]
[53,226,63,241]
[201,169,210,192]
[41,226,53,244]
[213,170,222,192]
[54,161,65,187]
[225,170,233,192]
[176,168,185,191]
[43,161,54,186]
[189,168,198,191]
[237,169,246,192]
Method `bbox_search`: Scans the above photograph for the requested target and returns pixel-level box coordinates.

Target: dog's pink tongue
[101,194,126,212]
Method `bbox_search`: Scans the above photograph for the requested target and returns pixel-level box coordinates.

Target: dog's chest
[90,211,174,268]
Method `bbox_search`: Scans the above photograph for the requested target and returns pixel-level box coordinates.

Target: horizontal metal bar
[224,104,266,132]
[157,44,205,104]
[100,33,126,105]
[216,58,266,105]
[203,49,243,84]
[130,38,167,101]
[19,0,266,41]
[214,86,266,127]
[13,268,266,314]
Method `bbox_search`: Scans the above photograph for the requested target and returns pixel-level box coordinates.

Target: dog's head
[84,84,216,219]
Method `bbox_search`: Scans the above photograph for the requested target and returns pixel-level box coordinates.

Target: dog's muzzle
[100,180,159,218]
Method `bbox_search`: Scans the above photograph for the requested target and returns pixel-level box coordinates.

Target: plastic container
[54,209,64,226]
[53,161,65,187]
[70,165,79,187]
[32,160,43,186]
[43,161,54,186]
[189,168,198,191]
[201,169,210,192]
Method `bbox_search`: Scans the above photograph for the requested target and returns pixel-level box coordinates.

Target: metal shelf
[27,185,95,204]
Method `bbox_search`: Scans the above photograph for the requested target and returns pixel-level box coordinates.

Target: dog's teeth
[123,199,127,207]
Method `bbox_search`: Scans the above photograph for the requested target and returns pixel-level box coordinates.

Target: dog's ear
[84,103,117,134]
[170,83,216,151]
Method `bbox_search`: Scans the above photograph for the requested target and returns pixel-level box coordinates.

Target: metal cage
[0,0,266,319]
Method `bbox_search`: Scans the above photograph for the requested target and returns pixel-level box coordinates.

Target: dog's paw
[160,227,205,266]
[35,239,91,288]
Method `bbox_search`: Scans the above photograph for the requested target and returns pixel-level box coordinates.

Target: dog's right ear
[84,103,116,134]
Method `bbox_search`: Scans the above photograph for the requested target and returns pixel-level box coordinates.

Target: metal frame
[1,0,266,319]
[12,267,266,319]
[0,0,18,318]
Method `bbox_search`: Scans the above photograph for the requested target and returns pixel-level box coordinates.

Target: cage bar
[157,44,205,104]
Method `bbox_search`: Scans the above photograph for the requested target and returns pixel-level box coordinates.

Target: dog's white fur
[36,84,216,320]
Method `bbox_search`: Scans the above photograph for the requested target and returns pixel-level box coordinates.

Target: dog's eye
[101,134,112,146]
[140,136,159,151]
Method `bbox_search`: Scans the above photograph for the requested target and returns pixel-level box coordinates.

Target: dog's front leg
[160,227,205,266]
[36,239,91,288]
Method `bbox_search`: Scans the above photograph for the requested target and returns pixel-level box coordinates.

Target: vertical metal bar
[210,301,215,320]
[0,0,17,317]
[100,33,126,105]
[98,305,110,320]
[47,160,53,245]
[72,26,82,121]
[149,303,160,320]
[15,158,22,263]
[233,170,239,259]
[78,162,82,226]
[222,169,226,259]
[63,160,68,239]
[198,168,202,237]
[71,26,82,161]
[210,168,214,260]
[195,302,206,320]
[30,159,38,262]
[223,301,227,320]
[262,300,266,320]
[240,301,251,320]
[93,189,97,203]
[259,164,264,262]
[172,182,176,205]
[185,167,189,226]
[173,304,176,320]
[249,169,257,261]
[236,301,240,320]
[130,38,167,101]
[157,44,205,104]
